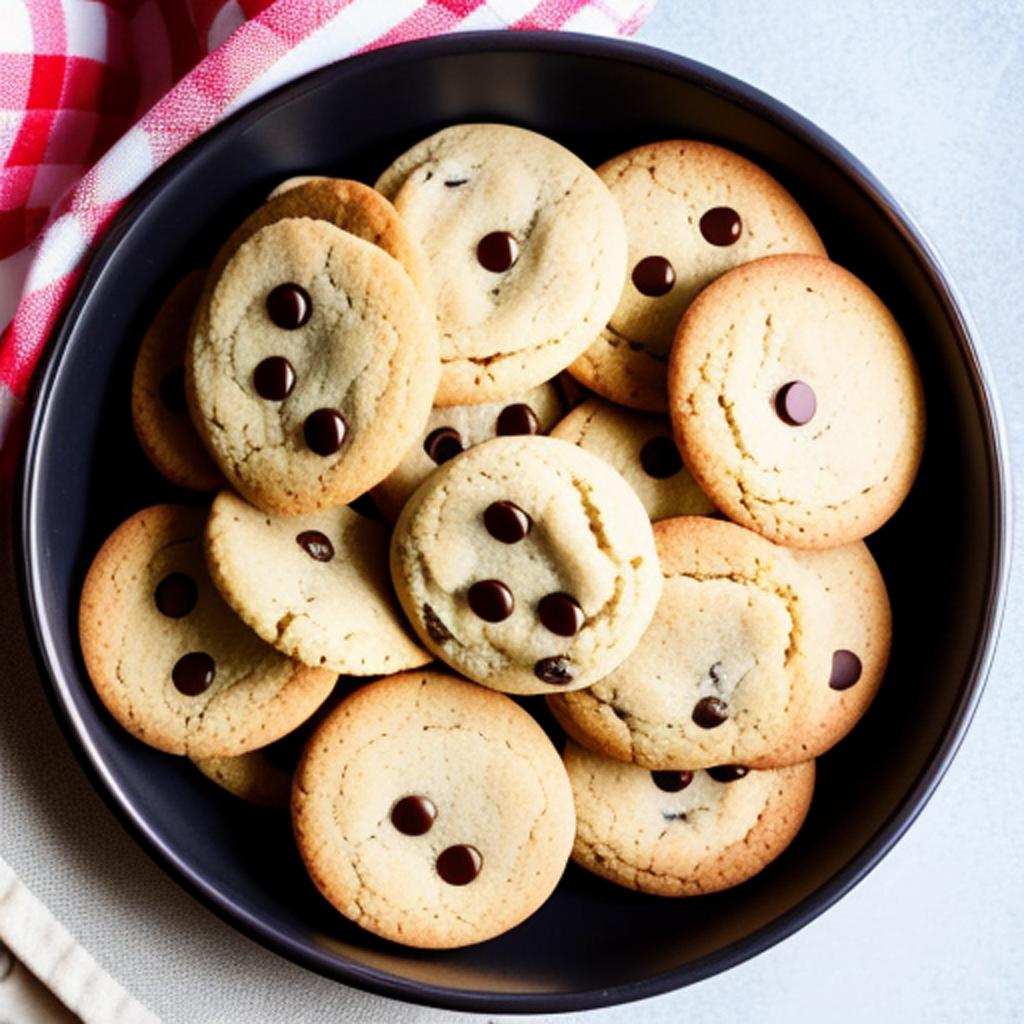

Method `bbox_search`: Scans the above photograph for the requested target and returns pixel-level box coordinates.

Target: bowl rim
[14,29,1012,1014]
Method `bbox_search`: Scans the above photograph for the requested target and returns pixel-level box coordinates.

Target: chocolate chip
[303,408,347,456]
[483,501,531,543]
[154,572,197,618]
[390,795,437,836]
[423,604,453,643]
[651,770,694,793]
[495,403,540,436]
[172,652,215,695]
[537,593,583,636]
[436,844,482,885]
[423,427,463,464]
[692,696,728,728]
[444,178,468,187]
[632,255,675,296]
[477,231,518,272]
[467,580,514,622]
[534,656,573,685]
[266,283,311,329]
[639,436,683,479]
[774,381,817,426]
[707,764,749,783]
[829,649,863,690]
[296,530,334,562]
[699,207,742,246]
[159,367,187,414]
[253,356,295,401]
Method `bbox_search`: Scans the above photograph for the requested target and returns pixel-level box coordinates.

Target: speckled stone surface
[0,3,1021,1021]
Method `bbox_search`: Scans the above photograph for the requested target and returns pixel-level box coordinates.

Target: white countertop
[1,1,1021,1021]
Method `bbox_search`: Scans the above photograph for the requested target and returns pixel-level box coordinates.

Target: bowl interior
[18,35,1003,1012]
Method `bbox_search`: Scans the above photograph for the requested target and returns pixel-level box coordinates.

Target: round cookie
[549,397,716,522]
[772,541,892,762]
[193,750,292,809]
[668,254,925,548]
[547,516,831,770]
[292,671,575,949]
[390,435,663,696]
[375,123,627,405]
[205,489,430,674]
[565,741,815,896]
[371,381,564,521]
[187,217,439,515]
[215,177,432,298]
[131,271,222,491]
[79,505,337,758]
[568,141,826,411]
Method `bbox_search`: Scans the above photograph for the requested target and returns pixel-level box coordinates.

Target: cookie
[130,271,222,491]
[193,750,293,809]
[549,397,716,522]
[565,741,815,896]
[79,505,336,758]
[371,380,564,521]
[292,670,575,949]
[215,177,432,298]
[390,435,663,696]
[568,141,826,411]
[547,516,830,769]
[187,217,439,515]
[668,254,925,548]
[375,123,627,405]
[204,489,430,674]
[772,541,892,762]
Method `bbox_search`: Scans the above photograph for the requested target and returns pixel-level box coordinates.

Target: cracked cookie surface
[372,380,564,520]
[568,141,825,411]
[389,435,663,696]
[187,217,439,515]
[668,254,925,548]
[550,397,716,522]
[205,489,430,674]
[565,741,815,896]
[547,516,831,769]
[131,270,222,491]
[375,123,627,405]
[78,504,336,758]
[292,671,575,949]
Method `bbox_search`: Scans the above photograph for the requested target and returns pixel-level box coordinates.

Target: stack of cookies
[81,125,924,949]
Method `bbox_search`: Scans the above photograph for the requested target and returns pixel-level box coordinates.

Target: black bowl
[16,32,1009,1013]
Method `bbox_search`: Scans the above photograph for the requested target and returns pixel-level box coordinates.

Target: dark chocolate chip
[631,255,676,296]
[159,367,187,414]
[154,572,197,618]
[534,656,573,685]
[639,436,683,479]
[444,178,468,187]
[692,696,728,728]
[467,579,514,622]
[436,844,482,885]
[774,381,817,426]
[495,403,540,436]
[537,593,584,636]
[476,231,518,272]
[296,530,334,562]
[253,356,295,401]
[483,500,531,543]
[266,283,311,329]
[390,795,437,836]
[303,408,347,456]
[651,770,694,793]
[423,604,453,644]
[423,426,463,464]
[172,652,215,696]
[829,649,863,690]
[699,206,742,246]
[707,764,749,783]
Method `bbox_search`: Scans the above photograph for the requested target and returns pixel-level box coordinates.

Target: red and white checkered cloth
[0,0,652,475]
